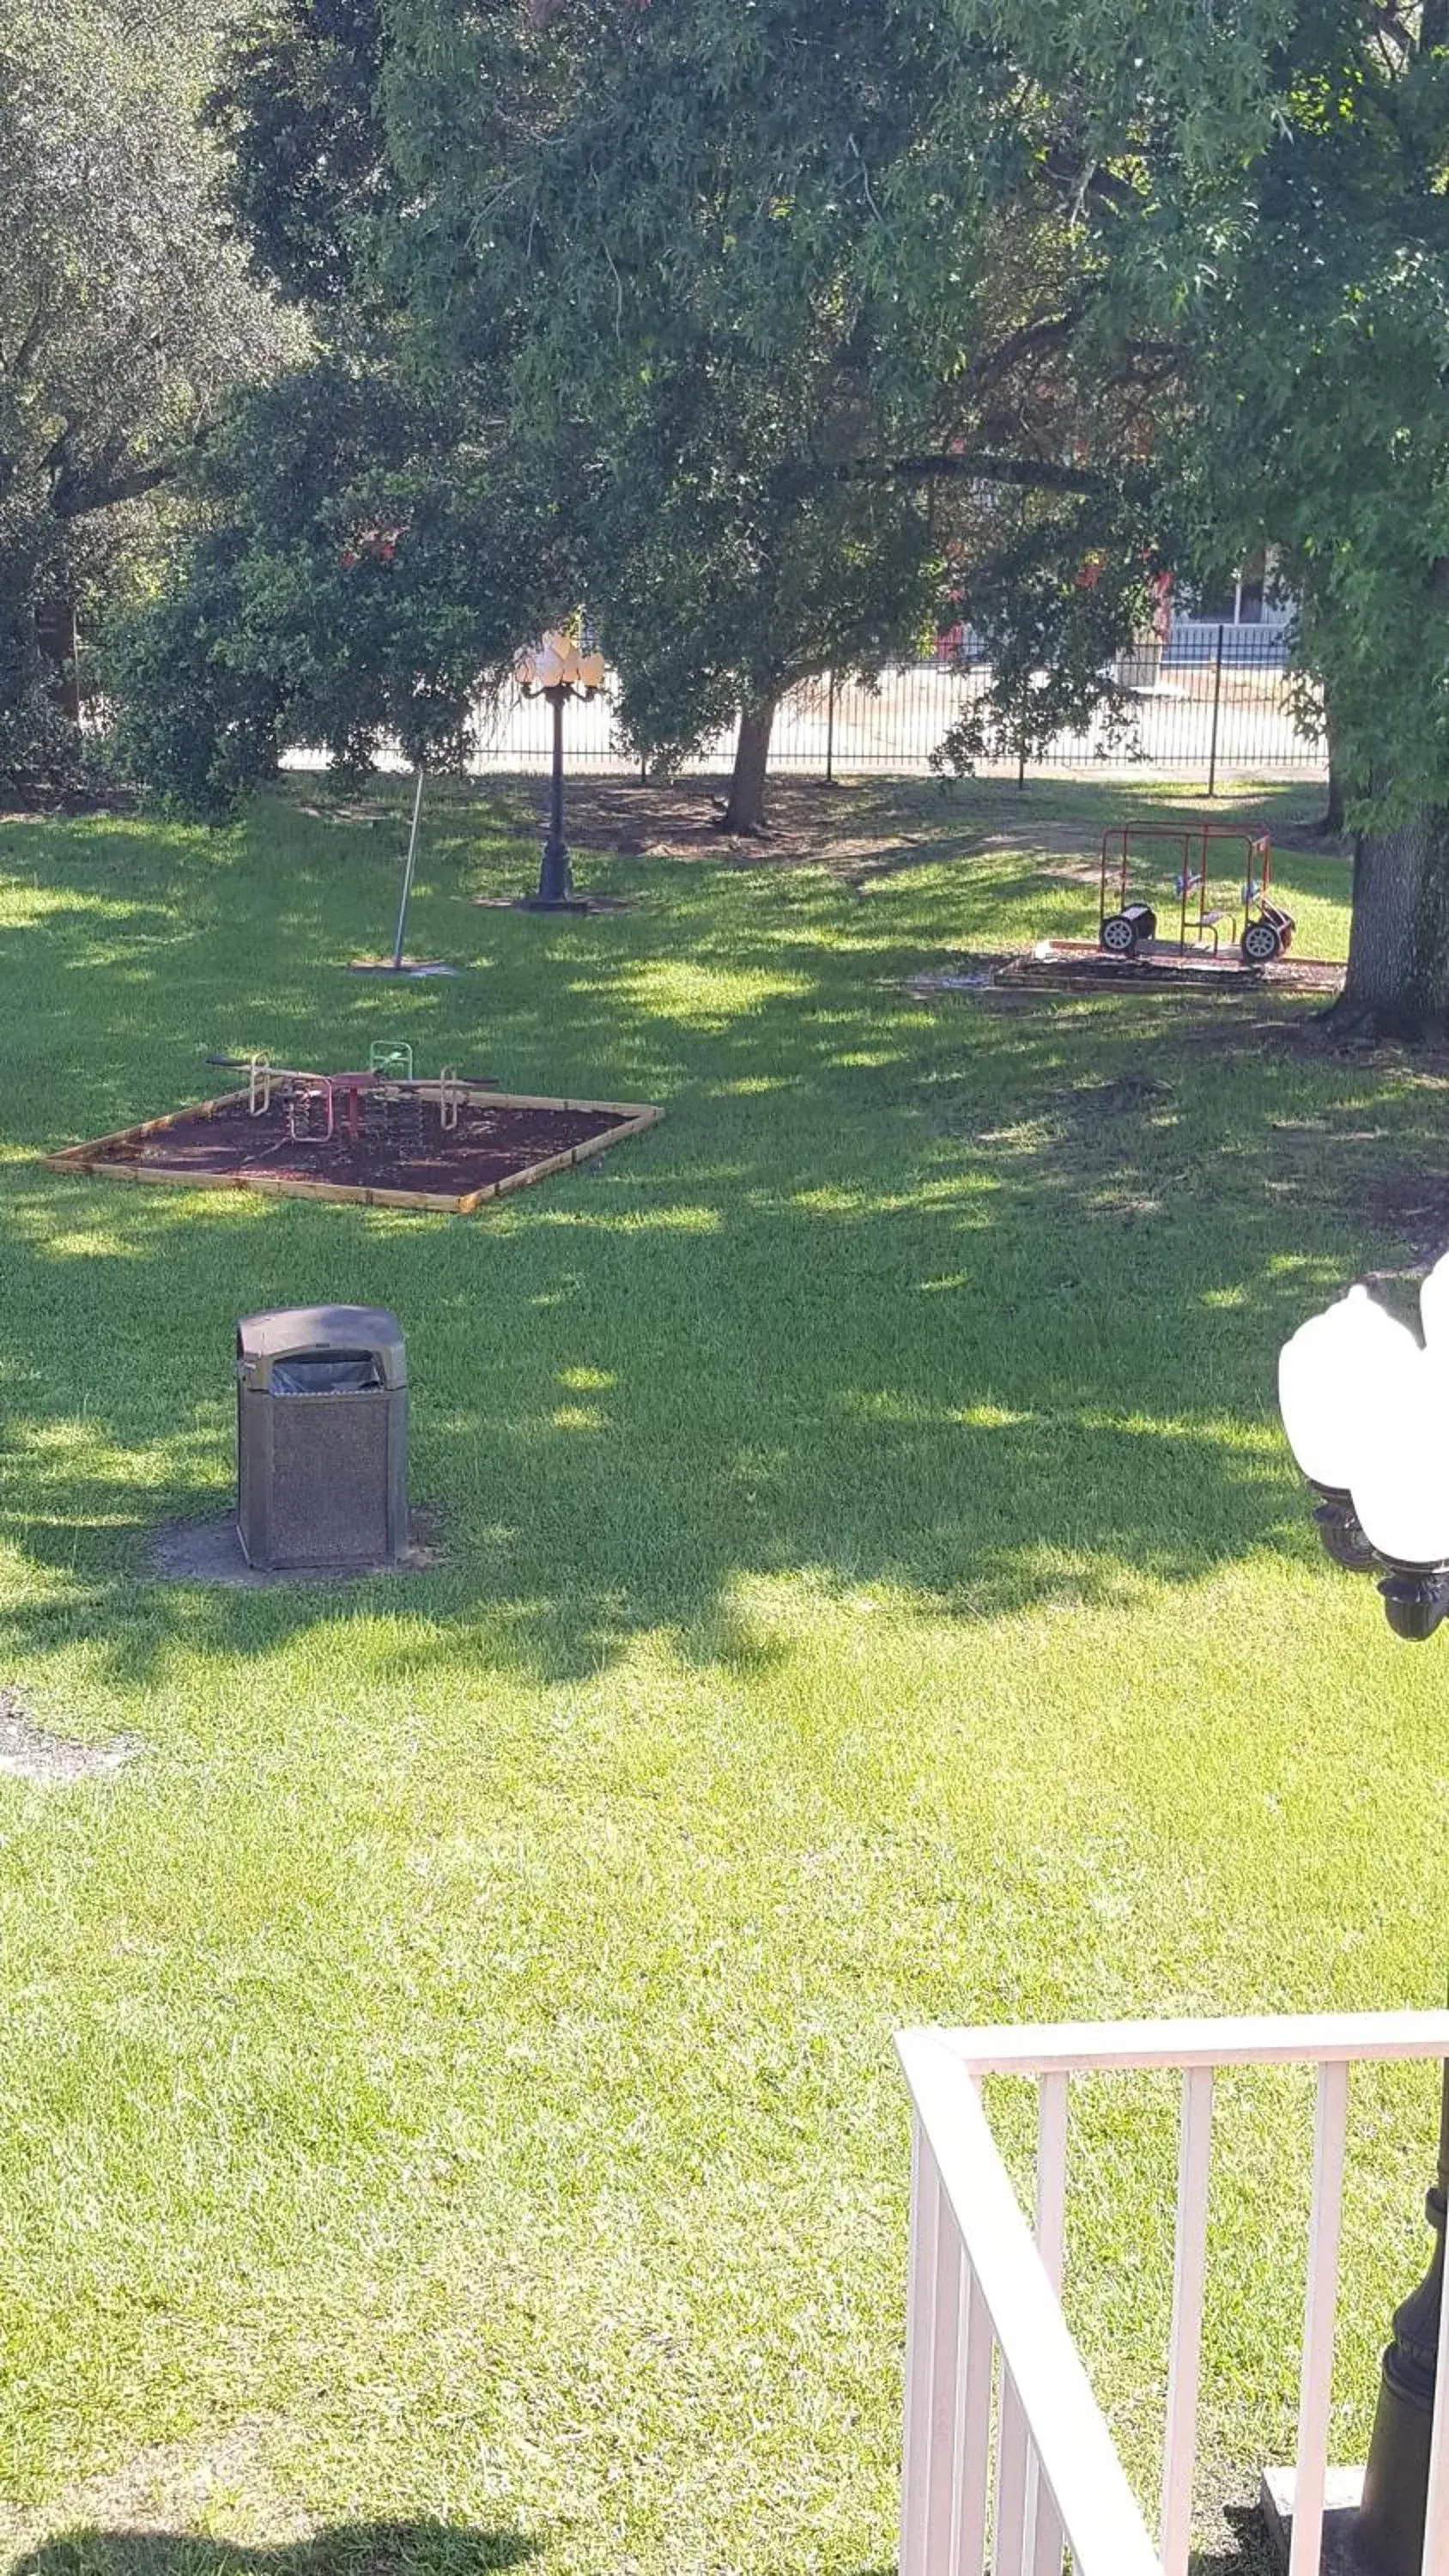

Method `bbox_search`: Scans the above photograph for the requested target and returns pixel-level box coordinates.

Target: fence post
[825,668,836,786]
[1205,623,1225,799]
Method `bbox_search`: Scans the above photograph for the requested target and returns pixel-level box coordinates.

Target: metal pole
[1205,623,1224,799]
[391,763,425,970]
[1355,2057,1449,2576]
[825,667,836,786]
[537,686,574,905]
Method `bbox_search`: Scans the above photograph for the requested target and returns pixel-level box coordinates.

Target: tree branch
[846,451,1107,495]
[53,454,184,519]
[1040,149,1137,212]
[958,310,1085,398]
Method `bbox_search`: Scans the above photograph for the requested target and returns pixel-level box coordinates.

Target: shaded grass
[0,774,1438,2576]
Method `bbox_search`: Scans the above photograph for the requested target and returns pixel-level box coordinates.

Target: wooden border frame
[45,1084,664,1215]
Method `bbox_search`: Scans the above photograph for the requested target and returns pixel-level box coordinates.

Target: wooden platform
[45,1082,664,1215]
[991,941,1345,995]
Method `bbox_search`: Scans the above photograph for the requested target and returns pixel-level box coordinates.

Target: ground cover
[0,774,1444,2576]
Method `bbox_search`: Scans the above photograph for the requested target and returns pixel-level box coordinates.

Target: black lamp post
[1279,1268,1449,2576]
[516,631,605,908]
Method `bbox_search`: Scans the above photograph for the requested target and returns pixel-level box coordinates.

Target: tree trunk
[1319,760,1347,838]
[1326,804,1449,1039]
[714,694,778,835]
[35,598,80,723]
[1317,701,1349,835]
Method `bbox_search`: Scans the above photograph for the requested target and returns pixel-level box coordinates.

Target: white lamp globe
[579,648,606,690]
[532,642,565,687]
[1421,1248,1449,1356]
[1277,1285,1422,1491]
[1349,1358,1449,1565]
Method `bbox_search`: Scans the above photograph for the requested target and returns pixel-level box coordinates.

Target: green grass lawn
[0,772,1445,2576]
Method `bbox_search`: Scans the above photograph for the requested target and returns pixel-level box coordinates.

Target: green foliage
[197,0,1167,796]
[940,0,1449,827]
[106,358,561,817]
[574,374,942,771]
[931,487,1167,775]
[0,0,288,796]
[205,0,388,312]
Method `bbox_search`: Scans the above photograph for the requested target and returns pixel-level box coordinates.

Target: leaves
[0,0,291,788]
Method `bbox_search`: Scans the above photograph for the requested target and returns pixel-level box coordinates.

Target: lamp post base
[1260,2464,1365,2576]
[1356,2374,1435,2576]
[536,840,576,907]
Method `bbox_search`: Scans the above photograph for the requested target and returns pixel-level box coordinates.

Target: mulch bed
[47,1082,663,1214]
[990,941,1345,995]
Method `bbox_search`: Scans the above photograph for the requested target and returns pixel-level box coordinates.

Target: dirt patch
[530,774,964,879]
[0,1688,143,1783]
[0,2415,312,2561]
[153,1509,444,1587]
[1358,1165,1449,1266]
[473,891,640,914]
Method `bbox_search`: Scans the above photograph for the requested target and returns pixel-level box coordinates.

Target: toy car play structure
[1098,824,1296,965]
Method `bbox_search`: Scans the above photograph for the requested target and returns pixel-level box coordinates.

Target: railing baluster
[995,2370,1030,2576]
[1029,2075,1070,2576]
[900,2115,940,2576]
[1036,2074,1070,2289]
[925,2167,964,2576]
[951,2263,992,2576]
[1289,2059,1349,2576]
[1160,2064,1216,2576]
[900,2017,1449,2576]
[902,2115,973,2576]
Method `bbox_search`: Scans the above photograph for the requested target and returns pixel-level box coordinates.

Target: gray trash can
[236,1304,408,1570]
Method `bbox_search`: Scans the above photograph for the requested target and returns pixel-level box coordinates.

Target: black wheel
[1100,913,1137,954]
[1241,918,1281,964]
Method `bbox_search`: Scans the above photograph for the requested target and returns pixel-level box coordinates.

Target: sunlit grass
[0,773,1436,2576]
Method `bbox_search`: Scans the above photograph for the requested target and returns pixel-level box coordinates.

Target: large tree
[106,354,561,814]
[0,0,288,795]
[198,0,1171,830]
[932,0,1449,1032]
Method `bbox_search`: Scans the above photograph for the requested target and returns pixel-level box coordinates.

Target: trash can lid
[237,1304,407,1387]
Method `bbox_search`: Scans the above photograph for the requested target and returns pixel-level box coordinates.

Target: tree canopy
[170,0,1171,825]
[0,0,288,794]
[106,354,563,814]
[950,0,1449,1024]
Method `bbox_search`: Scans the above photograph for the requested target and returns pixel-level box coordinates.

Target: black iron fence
[467,621,1323,787]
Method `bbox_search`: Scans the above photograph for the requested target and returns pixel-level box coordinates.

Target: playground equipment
[1099,824,1296,964]
[205,1049,493,1146]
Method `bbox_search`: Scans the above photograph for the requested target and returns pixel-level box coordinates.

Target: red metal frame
[1099,823,1276,957]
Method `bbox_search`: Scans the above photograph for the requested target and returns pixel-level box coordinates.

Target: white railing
[898,2013,1449,2576]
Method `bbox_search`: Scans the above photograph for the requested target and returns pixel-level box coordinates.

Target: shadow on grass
[15,2524,535,2576]
[0,780,1410,1693]
[1191,2501,1280,2576]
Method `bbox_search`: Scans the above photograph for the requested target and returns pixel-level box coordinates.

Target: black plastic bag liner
[271,1351,385,1394]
